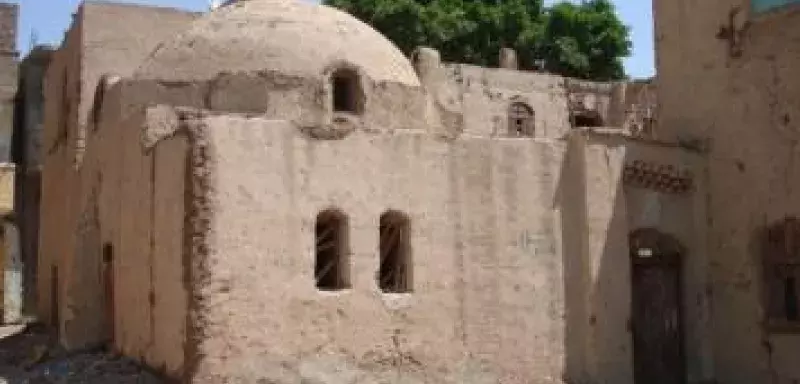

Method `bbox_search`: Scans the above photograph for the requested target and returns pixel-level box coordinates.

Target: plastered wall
[558,134,707,384]
[186,114,569,383]
[654,0,800,382]
[164,110,705,384]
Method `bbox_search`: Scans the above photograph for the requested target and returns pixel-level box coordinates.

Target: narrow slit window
[786,276,798,321]
[379,211,412,293]
[315,209,350,291]
[508,102,535,137]
[91,77,107,130]
[102,243,113,263]
[331,68,363,114]
[60,70,69,140]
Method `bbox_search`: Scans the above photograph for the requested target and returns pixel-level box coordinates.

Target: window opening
[573,113,604,128]
[315,209,350,291]
[786,276,798,321]
[59,70,69,141]
[102,243,113,263]
[50,265,59,332]
[331,68,363,114]
[379,211,412,293]
[508,102,535,137]
[763,217,800,329]
[102,243,115,344]
[91,77,107,130]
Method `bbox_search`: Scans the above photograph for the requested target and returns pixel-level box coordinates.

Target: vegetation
[324,0,632,81]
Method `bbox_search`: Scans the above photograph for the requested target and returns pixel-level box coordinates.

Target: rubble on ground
[0,324,164,384]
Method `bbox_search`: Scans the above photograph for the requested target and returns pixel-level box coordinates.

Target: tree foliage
[324,0,632,81]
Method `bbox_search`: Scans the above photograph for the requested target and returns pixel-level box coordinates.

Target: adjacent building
[0,2,20,325]
[13,45,53,322]
[653,0,800,383]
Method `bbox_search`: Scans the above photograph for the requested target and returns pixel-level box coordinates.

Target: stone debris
[0,325,164,384]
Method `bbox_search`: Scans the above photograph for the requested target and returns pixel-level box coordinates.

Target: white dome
[134,0,420,86]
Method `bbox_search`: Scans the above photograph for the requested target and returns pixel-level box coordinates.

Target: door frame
[629,228,688,384]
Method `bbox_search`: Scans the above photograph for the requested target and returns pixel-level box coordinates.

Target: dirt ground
[0,324,165,384]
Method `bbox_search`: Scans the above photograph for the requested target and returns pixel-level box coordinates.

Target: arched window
[330,67,364,114]
[762,217,800,328]
[378,210,412,293]
[315,209,350,291]
[508,102,535,137]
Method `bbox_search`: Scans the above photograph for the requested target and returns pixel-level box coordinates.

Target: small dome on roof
[134,0,420,86]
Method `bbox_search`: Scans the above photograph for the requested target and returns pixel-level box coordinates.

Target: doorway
[102,243,115,345]
[50,265,59,338]
[629,228,686,384]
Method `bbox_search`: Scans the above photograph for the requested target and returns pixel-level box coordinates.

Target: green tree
[541,0,631,80]
[324,0,631,81]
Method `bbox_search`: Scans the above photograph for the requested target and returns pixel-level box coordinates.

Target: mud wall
[37,2,195,353]
[188,115,568,383]
[654,0,800,382]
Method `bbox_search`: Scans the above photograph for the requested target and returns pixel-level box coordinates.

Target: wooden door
[630,229,685,384]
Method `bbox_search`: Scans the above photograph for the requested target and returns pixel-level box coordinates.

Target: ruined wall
[37,19,83,341]
[439,64,572,138]
[617,81,657,138]
[186,114,568,383]
[75,3,196,165]
[654,0,800,382]
[38,3,195,349]
[52,85,191,375]
[15,46,53,318]
[0,2,16,163]
[79,3,197,140]
[425,60,657,141]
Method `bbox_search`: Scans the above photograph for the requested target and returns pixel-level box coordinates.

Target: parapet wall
[413,47,657,141]
[0,3,16,54]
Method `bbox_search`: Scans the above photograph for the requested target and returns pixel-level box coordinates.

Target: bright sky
[16,0,655,78]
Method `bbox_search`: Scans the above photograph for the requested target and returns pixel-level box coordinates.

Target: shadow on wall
[555,136,633,384]
[556,136,590,383]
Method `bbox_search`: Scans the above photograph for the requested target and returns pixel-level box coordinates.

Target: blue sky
[16,0,654,78]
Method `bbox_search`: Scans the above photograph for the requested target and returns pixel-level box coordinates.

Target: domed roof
[134,0,420,86]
